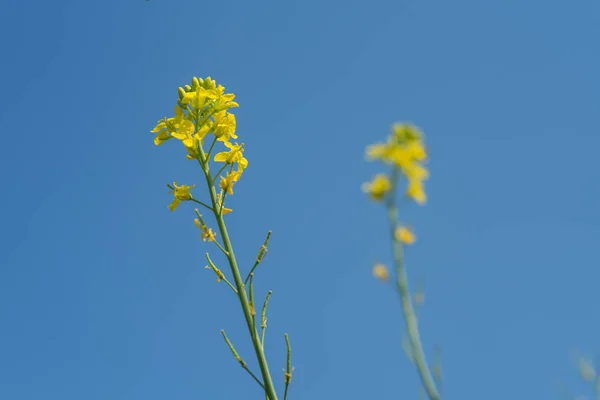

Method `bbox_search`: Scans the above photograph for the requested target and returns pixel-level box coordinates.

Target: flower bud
[204,76,216,89]
[177,87,186,100]
[183,84,192,92]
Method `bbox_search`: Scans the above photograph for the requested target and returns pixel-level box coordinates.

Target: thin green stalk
[386,168,440,400]
[212,162,229,183]
[205,253,238,294]
[197,148,279,400]
[221,330,265,390]
[194,209,228,256]
[206,136,218,160]
[249,273,257,329]
[167,184,213,211]
[260,290,273,349]
[283,333,292,400]
[189,197,214,212]
[245,231,272,284]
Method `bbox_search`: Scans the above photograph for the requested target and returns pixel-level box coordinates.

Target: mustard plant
[149,76,290,400]
[363,123,441,399]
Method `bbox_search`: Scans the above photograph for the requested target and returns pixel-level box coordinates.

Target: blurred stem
[196,142,278,400]
[386,168,440,400]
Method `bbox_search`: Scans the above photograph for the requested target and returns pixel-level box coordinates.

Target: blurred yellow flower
[395,226,416,245]
[373,264,389,282]
[407,179,427,205]
[362,174,391,202]
[364,123,429,205]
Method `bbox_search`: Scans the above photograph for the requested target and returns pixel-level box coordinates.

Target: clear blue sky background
[1,0,599,399]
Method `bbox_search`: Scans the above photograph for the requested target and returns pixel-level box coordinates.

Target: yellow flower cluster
[363,123,428,205]
[150,76,247,212]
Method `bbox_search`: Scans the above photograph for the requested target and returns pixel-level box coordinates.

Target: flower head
[364,123,429,205]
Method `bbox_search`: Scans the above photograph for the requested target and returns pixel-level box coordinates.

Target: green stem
[220,330,265,390]
[245,230,272,284]
[260,290,273,349]
[283,333,292,400]
[197,149,279,400]
[386,168,440,400]
[212,162,229,183]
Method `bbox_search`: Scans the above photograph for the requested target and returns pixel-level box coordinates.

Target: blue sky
[1,0,599,399]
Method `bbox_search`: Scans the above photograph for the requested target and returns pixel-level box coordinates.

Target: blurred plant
[149,76,291,400]
[560,351,600,400]
[363,123,441,399]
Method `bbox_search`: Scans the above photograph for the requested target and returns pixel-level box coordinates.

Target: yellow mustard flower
[362,174,391,202]
[373,264,389,282]
[211,85,239,111]
[182,87,214,110]
[168,182,195,211]
[195,118,214,141]
[213,111,237,142]
[214,142,248,171]
[151,106,188,146]
[407,179,427,205]
[219,171,242,195]
[395,226,416,245]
